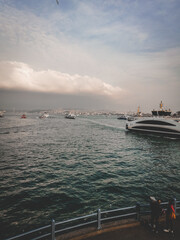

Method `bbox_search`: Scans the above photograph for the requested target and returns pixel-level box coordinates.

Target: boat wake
[87,119,125,131]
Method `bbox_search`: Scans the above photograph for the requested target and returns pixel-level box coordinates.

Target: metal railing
[4,198,180,240]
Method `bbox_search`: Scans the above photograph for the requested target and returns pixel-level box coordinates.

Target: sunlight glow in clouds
[0,61,123,98]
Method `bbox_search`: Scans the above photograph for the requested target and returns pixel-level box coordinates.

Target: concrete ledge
[56,215,180,240]
[56,218,141,240]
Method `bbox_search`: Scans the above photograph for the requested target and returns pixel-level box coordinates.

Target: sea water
[0,113,180,239]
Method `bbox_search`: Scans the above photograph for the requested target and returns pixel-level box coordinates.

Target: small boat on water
[117,115,127,120]
[127,116,135,121]
[126,117,180,138]
[0,111,5,117]
[39,112,49,119]
[65,113,76,119]
[21,114,27,119]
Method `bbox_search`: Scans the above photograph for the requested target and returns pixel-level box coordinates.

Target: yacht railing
[4,198,180,240]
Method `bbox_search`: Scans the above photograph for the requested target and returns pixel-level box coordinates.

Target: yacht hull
[126,118,180,139]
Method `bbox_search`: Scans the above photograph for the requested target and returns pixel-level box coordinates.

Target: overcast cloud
[0,0,179,112]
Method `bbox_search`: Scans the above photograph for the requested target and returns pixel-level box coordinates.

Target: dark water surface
[0,113,180,239]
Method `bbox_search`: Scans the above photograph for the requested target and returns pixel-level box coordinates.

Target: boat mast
[160,101,163,110]
[137,106,141,116]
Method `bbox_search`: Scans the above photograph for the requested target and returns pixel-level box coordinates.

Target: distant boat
[65,113,76,119]
[0,111,4,117]
[152,101,171,116]
[127,116,135,121]
[117,115,127,120]
[39,112,49,119]
[21,114,27,119]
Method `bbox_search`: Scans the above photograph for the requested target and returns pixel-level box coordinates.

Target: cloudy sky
[0,0,179,112]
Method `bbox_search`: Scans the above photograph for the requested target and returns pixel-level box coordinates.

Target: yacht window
[137,120,176,126]
[132,126,179,133]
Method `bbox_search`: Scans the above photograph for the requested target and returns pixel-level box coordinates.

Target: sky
[0,0,180,112]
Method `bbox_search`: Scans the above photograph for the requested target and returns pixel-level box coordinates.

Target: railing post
[97,208,101,230]
[51,219,55,240]
[136,203,140,221]
[174,198,177,215]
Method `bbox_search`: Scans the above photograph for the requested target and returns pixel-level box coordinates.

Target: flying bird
[56,0,59,4]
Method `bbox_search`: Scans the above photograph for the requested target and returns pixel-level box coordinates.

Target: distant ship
[152,101,171,116]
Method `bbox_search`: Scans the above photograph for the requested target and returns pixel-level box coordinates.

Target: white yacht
[126,117,180,138]
[39,112,49,119]
[65,113,76,119]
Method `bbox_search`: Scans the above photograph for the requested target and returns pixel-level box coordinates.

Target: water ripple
[0,114,180,239]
